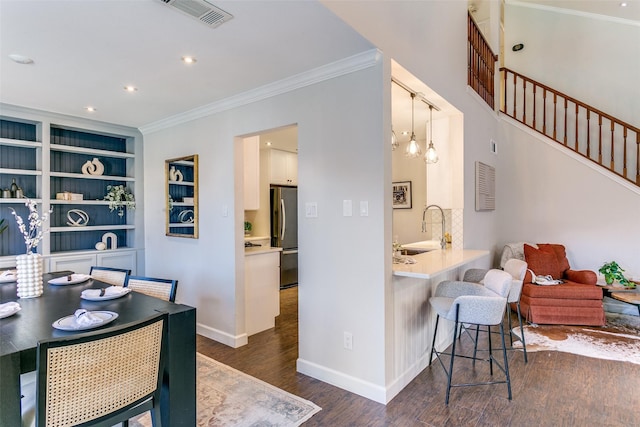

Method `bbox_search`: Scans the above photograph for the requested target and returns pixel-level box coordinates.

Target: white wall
[504,3,640,126]
[144,53,391,400]
[498,118,640,279]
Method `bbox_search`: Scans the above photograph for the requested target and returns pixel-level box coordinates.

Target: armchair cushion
[565,269,597,285]
[524,244,563,279]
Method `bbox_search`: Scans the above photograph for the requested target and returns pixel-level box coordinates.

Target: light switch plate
[343,200,352,217]
[359,201,368,216]
[305,202,318,218]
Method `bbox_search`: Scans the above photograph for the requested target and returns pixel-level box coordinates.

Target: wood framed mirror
[165,154,198,238]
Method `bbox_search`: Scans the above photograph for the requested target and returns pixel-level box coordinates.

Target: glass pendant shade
[425,141,439,163]
[424,105,439,164]
[404,93,421,158]
[391,128,399,150]
[405,134,422,157]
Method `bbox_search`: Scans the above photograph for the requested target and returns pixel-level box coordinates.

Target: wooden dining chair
[21,312,167,427]
[126,276,178,302]
[89,266,131,287]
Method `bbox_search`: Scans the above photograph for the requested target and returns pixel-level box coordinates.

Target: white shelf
[50,171,135,181]
[171,202,195,207]
[50,199,110,205]
[169,223,195,228]
[168,180,194,186]
[49,143,134,159]
[0,168,42,176]
[171,160,194,166]
[0,137,41,148]
[0,198,41,204]
[50,224,135,232]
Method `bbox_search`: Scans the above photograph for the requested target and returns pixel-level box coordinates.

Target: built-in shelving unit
[0,109,143,273]
[166,155,198,238]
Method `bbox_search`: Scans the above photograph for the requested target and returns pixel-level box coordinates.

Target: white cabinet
[243,136,260,210]
[269,149,297,186]
[245,250,280,336]
[47,249,137,275]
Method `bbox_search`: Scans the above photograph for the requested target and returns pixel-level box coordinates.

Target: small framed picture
[392,181,412,209]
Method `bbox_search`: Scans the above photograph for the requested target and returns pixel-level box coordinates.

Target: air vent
[158,0,233,28]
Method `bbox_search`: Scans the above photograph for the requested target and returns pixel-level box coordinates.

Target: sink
[401,240,442,253]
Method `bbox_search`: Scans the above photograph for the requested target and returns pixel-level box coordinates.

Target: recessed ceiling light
[85,106,97,112]
[620,2,628,7]
[182,56,197,64]
[266,141,272,146]
[124,85,138,92]
[8,54,34,64]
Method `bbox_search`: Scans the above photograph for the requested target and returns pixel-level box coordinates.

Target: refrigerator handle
[280,198,286,240]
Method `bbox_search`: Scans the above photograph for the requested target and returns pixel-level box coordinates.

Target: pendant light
[405,93,422,158]
[424,105,439,164]
[391,126,399,150]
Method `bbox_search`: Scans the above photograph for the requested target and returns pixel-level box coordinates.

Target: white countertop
[392,249,490,279]
[245,246,282,256]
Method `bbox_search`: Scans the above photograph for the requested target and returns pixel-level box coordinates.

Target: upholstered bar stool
[428,270,512,404]
[464,258,529,363]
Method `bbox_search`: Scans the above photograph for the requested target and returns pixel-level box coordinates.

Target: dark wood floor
[197,287,640,426]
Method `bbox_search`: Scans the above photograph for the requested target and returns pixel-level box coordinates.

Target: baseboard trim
[296,358,388,404]
[197,323,248,348]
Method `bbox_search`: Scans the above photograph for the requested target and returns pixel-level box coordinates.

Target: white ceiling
[0,0,373,129]
[1,0,637,137]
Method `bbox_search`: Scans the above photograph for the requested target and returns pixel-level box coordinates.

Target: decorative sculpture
[101,232,117,250]
[66,209,89,227]
[169,165,183,182]
[178,209,194,224]
[81,158,105,176]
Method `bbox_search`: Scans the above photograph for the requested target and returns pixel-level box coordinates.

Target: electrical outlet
[343,331,353,350]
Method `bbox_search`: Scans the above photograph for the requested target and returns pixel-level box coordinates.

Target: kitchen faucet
[422,204,446,249]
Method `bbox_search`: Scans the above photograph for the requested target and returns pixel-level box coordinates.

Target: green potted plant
[599,261,634,288]
[244,221,252,236]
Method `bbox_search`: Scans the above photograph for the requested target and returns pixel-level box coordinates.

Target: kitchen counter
[392,249,489,279]
[244,246,282,256]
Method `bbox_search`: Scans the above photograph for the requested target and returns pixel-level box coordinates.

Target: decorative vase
[16,253,44,298]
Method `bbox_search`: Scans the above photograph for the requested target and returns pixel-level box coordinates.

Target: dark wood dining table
[0,271,196,427]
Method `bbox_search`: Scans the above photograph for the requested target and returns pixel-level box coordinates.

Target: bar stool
[428,269,512,404]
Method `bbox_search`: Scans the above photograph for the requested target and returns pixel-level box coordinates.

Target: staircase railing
[500,67,640,187]
[468,12,497,109]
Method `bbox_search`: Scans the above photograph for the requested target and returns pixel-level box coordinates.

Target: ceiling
[1,0,637,141]
[0,0,373,129]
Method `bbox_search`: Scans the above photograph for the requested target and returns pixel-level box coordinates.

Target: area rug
[511,313,640,365]
[130,353,321,426]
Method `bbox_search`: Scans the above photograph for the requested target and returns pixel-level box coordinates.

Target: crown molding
[140,48,381,135]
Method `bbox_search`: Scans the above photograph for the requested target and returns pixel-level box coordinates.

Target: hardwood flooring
[197,287,640,426]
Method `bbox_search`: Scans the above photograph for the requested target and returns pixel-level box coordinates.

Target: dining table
[0,270,196,427]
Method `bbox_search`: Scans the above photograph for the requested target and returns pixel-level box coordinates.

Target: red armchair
[519,244,605,326]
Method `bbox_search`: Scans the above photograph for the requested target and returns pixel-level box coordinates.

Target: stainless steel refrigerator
[270,185,298,288]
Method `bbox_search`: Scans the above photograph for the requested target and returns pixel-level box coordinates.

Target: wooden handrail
[468,12,497,109]
[500,67,640,187]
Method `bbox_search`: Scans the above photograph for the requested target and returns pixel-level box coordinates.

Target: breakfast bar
[390,249,490,396]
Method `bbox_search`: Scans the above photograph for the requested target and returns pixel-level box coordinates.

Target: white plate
[81,287,131,301]
[48,274,91,286]
[0,271,17,283]
[0,303,21,319]
[52,311,118,331]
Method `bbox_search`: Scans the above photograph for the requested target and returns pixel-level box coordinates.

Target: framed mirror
[166,154,199,238]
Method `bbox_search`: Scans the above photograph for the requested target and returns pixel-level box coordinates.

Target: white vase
[16,253,44,298]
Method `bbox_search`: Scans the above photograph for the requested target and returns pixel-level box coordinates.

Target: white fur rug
[511,313,640,365]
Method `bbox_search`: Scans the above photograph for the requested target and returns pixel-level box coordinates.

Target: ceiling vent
[158,0,233,28]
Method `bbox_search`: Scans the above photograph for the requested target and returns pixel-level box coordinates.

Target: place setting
[47,273,92,286]
[52,308,119,331]
[0,269,17,284]
[0,301,21,319]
